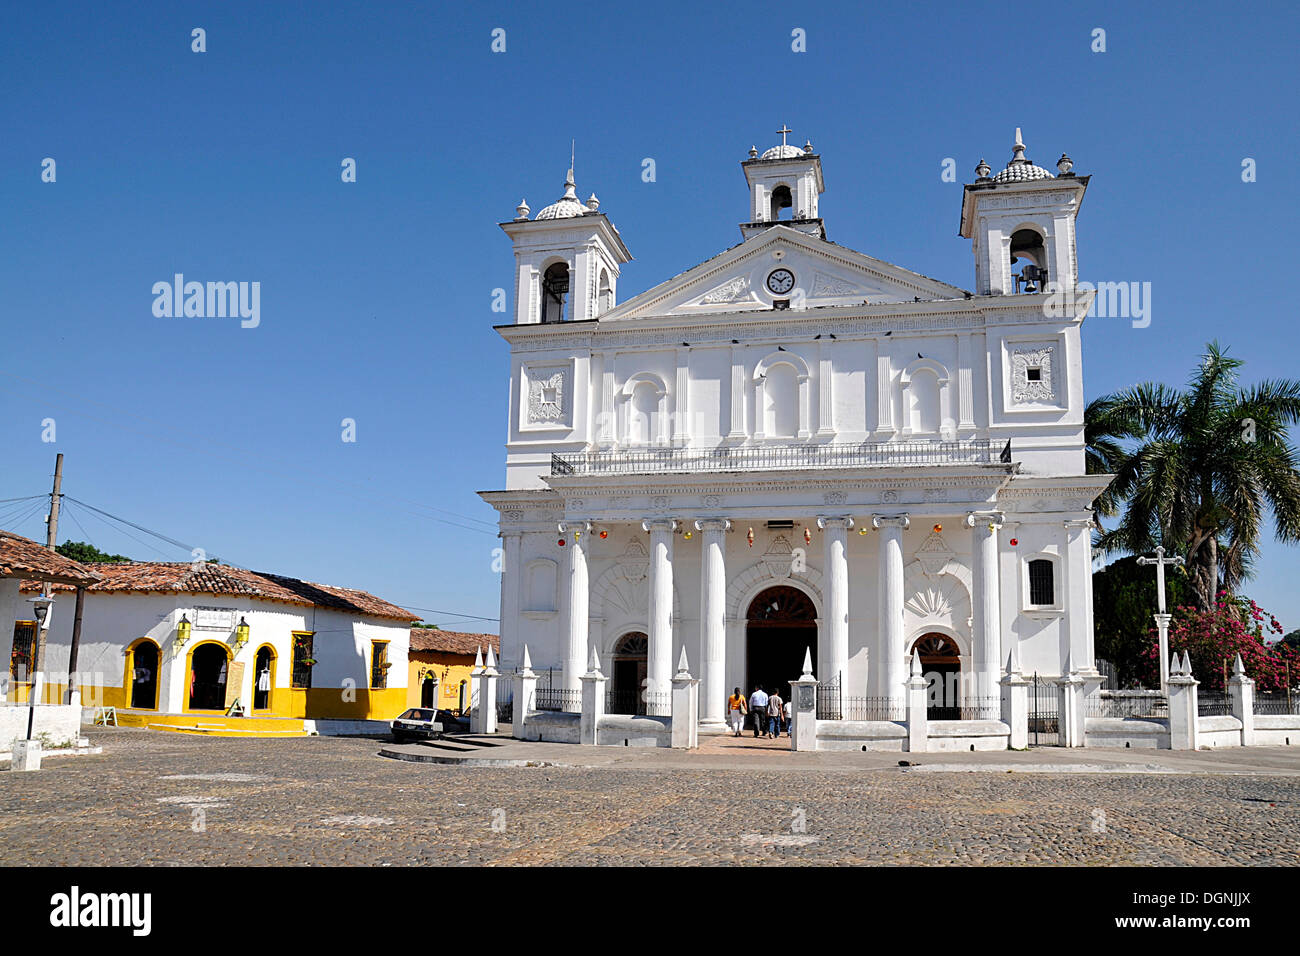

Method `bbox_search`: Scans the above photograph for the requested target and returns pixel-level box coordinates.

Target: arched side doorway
[420,672,437,708]
[126,639,160,711]
[609,631,648,715]
[188,642,231,711]
[745,585,817,701]
[912,632,962,719]
[252,645,276,712]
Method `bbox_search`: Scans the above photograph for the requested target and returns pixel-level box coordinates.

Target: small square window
[1026,367,1042,382]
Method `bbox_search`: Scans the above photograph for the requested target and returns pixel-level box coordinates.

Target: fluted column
[559,521,591,695]
[695,518,730,730]
[817,516,853,687]
[498,530,522,668]
[965,511,1004,701]
[872,514,910,700]
[643,519,677,715]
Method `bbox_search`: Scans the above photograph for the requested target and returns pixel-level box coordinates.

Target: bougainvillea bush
[1138,594,1299,694]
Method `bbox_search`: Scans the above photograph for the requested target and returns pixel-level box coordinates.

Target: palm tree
[1092,342,1300,609]
[1084,396,1144,524]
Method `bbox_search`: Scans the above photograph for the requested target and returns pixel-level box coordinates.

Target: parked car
[390,707,471,742]
[391,708,442,742]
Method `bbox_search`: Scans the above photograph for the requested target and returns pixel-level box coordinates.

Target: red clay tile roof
[409,628,500,656]
[20,561,417,622]
[0,531,100,586]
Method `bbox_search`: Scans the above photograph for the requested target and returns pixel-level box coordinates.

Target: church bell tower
[740,126,826,240]
[500,165,632,325]
[959,129,1089,296]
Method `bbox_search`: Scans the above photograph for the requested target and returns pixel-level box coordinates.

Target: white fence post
[789,647,818,752]
[473,647,499,735]
[1227,653,1255,747]
[1055,655,1087,748]
[1167,651,1200,751]
[579,646,605,746]
[1000,647,1029,750]
[905,650,929,753]
[512,645,537,740]
[670,647,699,750]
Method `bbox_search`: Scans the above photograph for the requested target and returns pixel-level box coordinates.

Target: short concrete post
[1000,646,1029,750]
[1167,650,1200,751]
[1227,653,1255,747]
[473,647,499,735]
[1055,655,1087,748]
[905,650,929,753]
[579,646,605,747]
[670,647,699,750]
[9,738,41,772]
[512,645,537,740]
[789,647,818,752]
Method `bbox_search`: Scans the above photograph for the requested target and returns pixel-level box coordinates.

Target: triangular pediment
[600,226,968,322]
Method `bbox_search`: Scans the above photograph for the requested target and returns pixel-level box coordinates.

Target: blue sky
[2,1,1298,632]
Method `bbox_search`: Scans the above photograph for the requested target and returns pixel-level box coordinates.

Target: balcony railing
[551,439,1008,477]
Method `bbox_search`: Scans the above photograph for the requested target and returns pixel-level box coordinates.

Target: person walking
[727,687,747,737]
[783,697,792,737]
[748,685,769,738]
[766,688,785,738]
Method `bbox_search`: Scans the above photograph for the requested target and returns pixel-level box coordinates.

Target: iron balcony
[551,439,1009,477]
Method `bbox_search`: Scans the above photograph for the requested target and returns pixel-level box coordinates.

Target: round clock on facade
[766,268,795,295]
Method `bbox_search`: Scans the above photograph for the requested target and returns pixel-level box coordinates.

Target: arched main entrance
[252,645,275,712]
[746,585,817,700]
[609,631,648,714]
[127,640,159,710]
[188,643,230,711]
[912,632,961,719]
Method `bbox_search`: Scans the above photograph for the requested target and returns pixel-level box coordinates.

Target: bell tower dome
[500,163,632,325]
[740,126,826,240]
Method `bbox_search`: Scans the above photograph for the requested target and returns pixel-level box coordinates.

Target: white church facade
[480,129,1111,731]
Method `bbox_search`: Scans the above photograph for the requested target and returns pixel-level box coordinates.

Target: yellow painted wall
[407,651,481,712]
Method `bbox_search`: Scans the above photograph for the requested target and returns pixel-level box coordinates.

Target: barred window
[1028,559,1055,606]
[10,622,36,681]
[371,641,389,689]
[291,632,314,689]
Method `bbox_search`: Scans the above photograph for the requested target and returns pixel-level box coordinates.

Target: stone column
[1227,653,1255,747]
[670,648,699,750]
[1167,651,1200,751]
[872,514,910,701]
[789,648,818,752]
[559,521,591,694]
[512,645,537,740]
[1000,646,1029,750]
[643,518,677,715]
[695,518,730,732]
[498,530,522,666]
[1154,612,1173,693]
[817,516,853,688]
[965,511,1004,701]
[905,650,929,753]
[472,648,499,735]
[579,647,605,747]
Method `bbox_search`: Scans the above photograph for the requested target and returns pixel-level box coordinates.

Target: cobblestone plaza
[4,729,1299,866]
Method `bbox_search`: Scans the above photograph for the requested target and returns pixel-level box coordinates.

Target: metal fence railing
[840,697,905,721]
[605,690,671,716]
[816,677,842,720]
[1254,693,1300,716]
[496,682,513,724]
[1198,694,1233,717]
[955,697,1002,720]
[1087,692,1169,719]
[1029,674,1060,746]
[534,687,581,713]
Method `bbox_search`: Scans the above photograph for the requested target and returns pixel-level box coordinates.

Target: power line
[64,496,199,555]
[396,604,499,623]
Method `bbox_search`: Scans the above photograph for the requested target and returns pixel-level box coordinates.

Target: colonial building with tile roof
[11,557,418,730]
[407,628,499,713]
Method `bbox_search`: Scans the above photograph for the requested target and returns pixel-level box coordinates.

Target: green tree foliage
[55,540,131,564]
[1093,555,1195,686]
[1091,342,1300,609]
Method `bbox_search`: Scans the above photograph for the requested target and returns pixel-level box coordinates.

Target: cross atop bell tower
[740,126,826,240]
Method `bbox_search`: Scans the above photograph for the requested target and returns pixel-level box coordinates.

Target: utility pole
[32,453,63,682]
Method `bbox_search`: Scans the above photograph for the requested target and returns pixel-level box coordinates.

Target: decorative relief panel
[823,491,846,505]
[810,272,863,297]
[700,276,750,304]
[1010,346,1056,404]
[526,365,570,425]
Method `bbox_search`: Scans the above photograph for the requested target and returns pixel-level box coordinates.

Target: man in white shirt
[748,686,769,738]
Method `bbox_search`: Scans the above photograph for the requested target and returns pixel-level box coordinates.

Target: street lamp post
[25,595,54,741]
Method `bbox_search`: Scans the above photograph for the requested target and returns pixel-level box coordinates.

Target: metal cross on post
[776,125,792,148]
[1137,545,1185,693]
